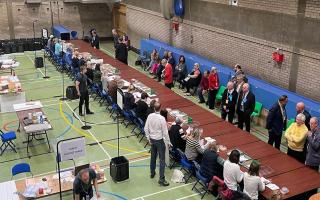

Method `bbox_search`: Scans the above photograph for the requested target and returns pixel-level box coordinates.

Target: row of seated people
[168,119,262,199]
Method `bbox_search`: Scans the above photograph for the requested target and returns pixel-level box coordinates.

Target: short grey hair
[296,113,306,122]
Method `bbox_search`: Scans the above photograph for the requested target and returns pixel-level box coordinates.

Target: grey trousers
[150,138,166,182]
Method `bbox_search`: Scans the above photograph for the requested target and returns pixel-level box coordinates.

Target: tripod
[81,103,91,130]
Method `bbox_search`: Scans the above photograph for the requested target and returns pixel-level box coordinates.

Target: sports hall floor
[0,41,287,200]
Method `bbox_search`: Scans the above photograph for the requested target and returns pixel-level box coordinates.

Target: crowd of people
[141,49,319,198]
[46,33,319,200]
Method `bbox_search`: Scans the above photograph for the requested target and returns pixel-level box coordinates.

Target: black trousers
[287,147,305,164]
[165,83,173,89]
[237,111,251,132]
[73,188,93,200]
[221,109,235,123]
[79,91,90,114]
[208,89,218,109]
[268,130,282,150]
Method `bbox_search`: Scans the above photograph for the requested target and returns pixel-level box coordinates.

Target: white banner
[58,137,86,161]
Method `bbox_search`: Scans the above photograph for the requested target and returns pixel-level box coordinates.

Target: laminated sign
[58,137,86,161]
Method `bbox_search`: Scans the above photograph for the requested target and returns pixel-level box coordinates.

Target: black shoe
[87,111,94,115]
[158,180,169,186]
[198,101,205,104]
[79,113,84,116]
[150,173,156,179]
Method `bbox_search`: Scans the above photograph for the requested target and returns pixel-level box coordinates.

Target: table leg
[17,122,21,132]
[45,131,51,152]
[27,134,30,157]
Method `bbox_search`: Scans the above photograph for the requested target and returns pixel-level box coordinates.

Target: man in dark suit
[90,31,100,49]
[115,37,128,64]
[266,95,288,149]
[236,83,255,133]
[221,81,238,123]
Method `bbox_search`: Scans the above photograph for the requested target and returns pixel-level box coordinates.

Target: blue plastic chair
[169,148,181,169]
[11,163,33,179]
[192,161,210,199]
[0,130,17,156]
[177,148,194,183]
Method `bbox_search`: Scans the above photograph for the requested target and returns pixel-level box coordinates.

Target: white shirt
[243,172,265,200]
[144,112,170,143]
[223,160,244,191]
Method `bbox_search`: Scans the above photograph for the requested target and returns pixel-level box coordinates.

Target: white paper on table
[52,171,73,180]
[260,177,271,185]
[13,101,43,111]
[266,183,279,190]
[239,155,249,163]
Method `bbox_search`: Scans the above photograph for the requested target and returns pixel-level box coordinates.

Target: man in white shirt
[144,102,170,186]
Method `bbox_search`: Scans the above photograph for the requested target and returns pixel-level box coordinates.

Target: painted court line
[175,193,199,200]
[64,101,112,159]
[131,182,195,200]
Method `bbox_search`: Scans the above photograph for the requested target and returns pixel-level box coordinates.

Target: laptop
[74,163,90,176]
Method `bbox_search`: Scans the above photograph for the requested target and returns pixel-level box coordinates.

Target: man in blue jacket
[306,117,320,170]
[266,95,288,149]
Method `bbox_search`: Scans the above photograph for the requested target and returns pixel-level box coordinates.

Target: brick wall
[202,0,298,15]
[127,5,320,101]
[0,1,113,39]
[238,0,298,15]
[305,0,320,19]
[0,2,10,39]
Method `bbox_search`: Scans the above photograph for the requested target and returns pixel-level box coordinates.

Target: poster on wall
[42,28,48,39]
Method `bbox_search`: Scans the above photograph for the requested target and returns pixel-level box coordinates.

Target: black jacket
[200,150,223,179]
[123,92,136,111]
[91,35,100,49]
[236,91,255,116]
[135,100,148,122]
[169,124,186,151]
[115,43,128,63]
[266,102,287,135]
[221,89,238,112]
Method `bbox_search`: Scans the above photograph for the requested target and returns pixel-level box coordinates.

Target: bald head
[227,81,234,90]
[154,102,161,112]
[296,102,305,113]
[242,83,250,93]
[310,117,318,131]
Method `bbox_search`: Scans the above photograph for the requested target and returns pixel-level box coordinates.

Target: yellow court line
[58,101,150,156]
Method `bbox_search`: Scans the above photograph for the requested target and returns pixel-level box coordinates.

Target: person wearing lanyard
[236,83,255,133]
[266,95,288,150]
[73,168,100,200]
[221,81,238,123]
[144,102,171,186]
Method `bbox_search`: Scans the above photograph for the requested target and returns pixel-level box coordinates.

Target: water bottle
[40,115,44,124]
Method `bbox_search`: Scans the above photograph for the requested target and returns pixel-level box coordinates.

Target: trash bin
[110,156,129,182]
[71,31,78,39]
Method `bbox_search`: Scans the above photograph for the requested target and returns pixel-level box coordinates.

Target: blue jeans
[150,138,166,182]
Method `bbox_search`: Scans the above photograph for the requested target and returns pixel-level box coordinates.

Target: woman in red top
[163,60,173,89]
[208,67,219,109]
